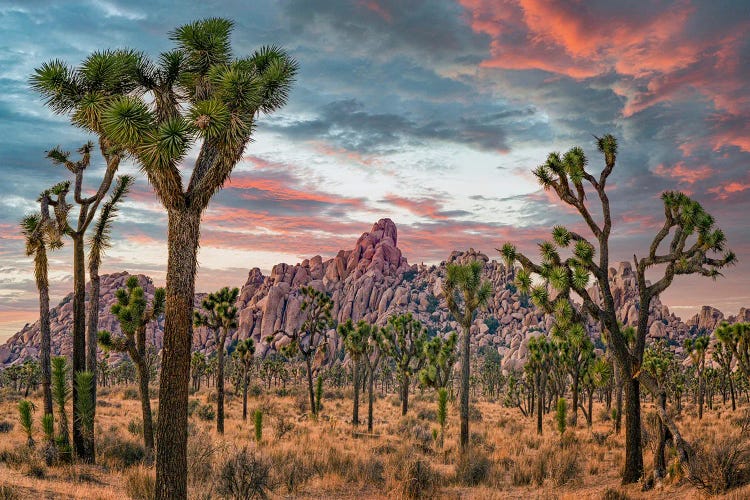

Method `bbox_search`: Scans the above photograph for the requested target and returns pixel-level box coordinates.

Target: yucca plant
[253,410,263,444]
[74,371,94,459]
[556,398,567,436]
[18,399,35,448]
[51,356,71,457]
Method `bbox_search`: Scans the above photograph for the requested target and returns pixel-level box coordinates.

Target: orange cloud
[653,162,713,184]
[708,180,750,200]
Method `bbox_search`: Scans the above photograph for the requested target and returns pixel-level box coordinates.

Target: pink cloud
[653,162,713,184]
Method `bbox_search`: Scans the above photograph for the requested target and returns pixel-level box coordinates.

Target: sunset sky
[1,0,749,341]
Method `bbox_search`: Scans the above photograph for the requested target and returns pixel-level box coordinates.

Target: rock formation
[1,219,746,371]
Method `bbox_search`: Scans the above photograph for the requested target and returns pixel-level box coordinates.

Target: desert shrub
[249,385,263,398]
[97,433,145,469]
[397,458,437,499]
[598,407,611,422]
[353,456,385,485]
[397,416,432,452]
[417,407,436,422]
[187,428,218,487]
[270,452,316,494]
[601,488,630,500]
[468,404,483,422]
[0,485,19,500]
[510,457,533,486]
[188,398,200,416]
[25,459,46,479]
[122,387,139,400]
[127,419,143,437]
[197,404,215,422]
[687,436,750,494]
[206,391,217,403]
[591,431,611,446]
[559,429,578,449]
[455,451,492,486]
[217,447,272,499]
[0,421,12,433]
[548,447,581,486]
[294,393,308,414]
[274,415,294,440]
[124,466,155,500]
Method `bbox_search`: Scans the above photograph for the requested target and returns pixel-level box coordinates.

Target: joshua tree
[278,286,333,417]
[32,19,297,497]
[20,181,70,418]
[87,173,133,394]
[643,340,675,480]
[191,352,207,391]
[362,323,387,433]
[338,319,372,427]
[712,337,736,410]
[443,260,492,450]
[234,338,256,420]
[41,142,126,462]
[683,335,709,419]
[716,322,750,383]
[554,321,594,427]
[383,313,429,417]
[526,335,554,435]
[194,287,239,435]
[419,332,458,391]
[51,356,71,459]
[99,275,165,459]
[500,135,734,483]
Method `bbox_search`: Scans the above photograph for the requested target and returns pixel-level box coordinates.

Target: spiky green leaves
[195,286,240,332]
[443,260,492,326]
[30,60,80,115]
[141,117,192,169]
[248,45,299,114]
[188,99,229,140]
[102,96,152,147]
[596,134,617,167]
[171,18,234,76]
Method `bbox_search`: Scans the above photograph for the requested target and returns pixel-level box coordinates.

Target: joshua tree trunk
[654,391,667,480]
[306,357,315,416]
[134,354,154,461]
[242,363,249,420]
[71,233,93,461]
[698,375,704,420]
[352,359,360,426]
[460,319,470,449]
[571,365,579,427]
[156,208,200,500]
[86,259,100,428]
[368,367,375,433]
[536,377,544,435]
[730,377,736,411]
[622,376,643,484]
[216,335,226,434]
[614,365,623,434]
[37,251,53,417]
[401,376,409,416]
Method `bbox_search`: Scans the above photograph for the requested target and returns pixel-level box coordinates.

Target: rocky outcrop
[1,218,746,371]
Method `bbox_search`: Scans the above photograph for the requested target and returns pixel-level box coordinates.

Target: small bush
[687,436,750,494]
[187,428,217,487]
[0,421,13,433]
[0,485,19,500]
[217,448,272,499]
[398,458,437,499]
[274,415,294,440]
[601,488,631,500]
[124,466,155,500]
[197,404,215,422]
[254,410,263,444]
[511,457,533,486]
[122,387,139,400]
[97,434,146,469]
[249,385,263,398]
[127,419,143,437]
[456,451,492,486]
[188,399,200,416]
[417,407,436,422]
[548,447,581,486]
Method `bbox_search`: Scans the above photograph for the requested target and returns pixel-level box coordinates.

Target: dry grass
[0,383,747,498]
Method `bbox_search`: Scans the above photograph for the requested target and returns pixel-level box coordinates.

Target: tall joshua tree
[194,287,239,435]
[443,260,491,450]
[338,319,371,427]
[99,276,165,460]
[32,19,297,496]
[553,318,594,427]
[44,142,124,461]
[500,134,734,483]
[383,313,429,417]
[526,335,554,435]
[20,181,71,418]
[716,322,750,383]
[419,331,458,391]
[362,323,387,433]
[683,336,709,419]
[278,286,333,417]
[234,338,255,420]
[713,330,736,410]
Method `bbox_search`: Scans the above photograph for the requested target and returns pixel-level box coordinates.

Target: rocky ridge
[1,219,746,371]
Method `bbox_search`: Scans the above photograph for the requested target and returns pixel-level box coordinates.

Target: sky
[1,0,749,341]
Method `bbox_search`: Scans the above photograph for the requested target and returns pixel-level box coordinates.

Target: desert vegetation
[1,14,749,500]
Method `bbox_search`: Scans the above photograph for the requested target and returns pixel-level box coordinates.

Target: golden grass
[0,384,747,499]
